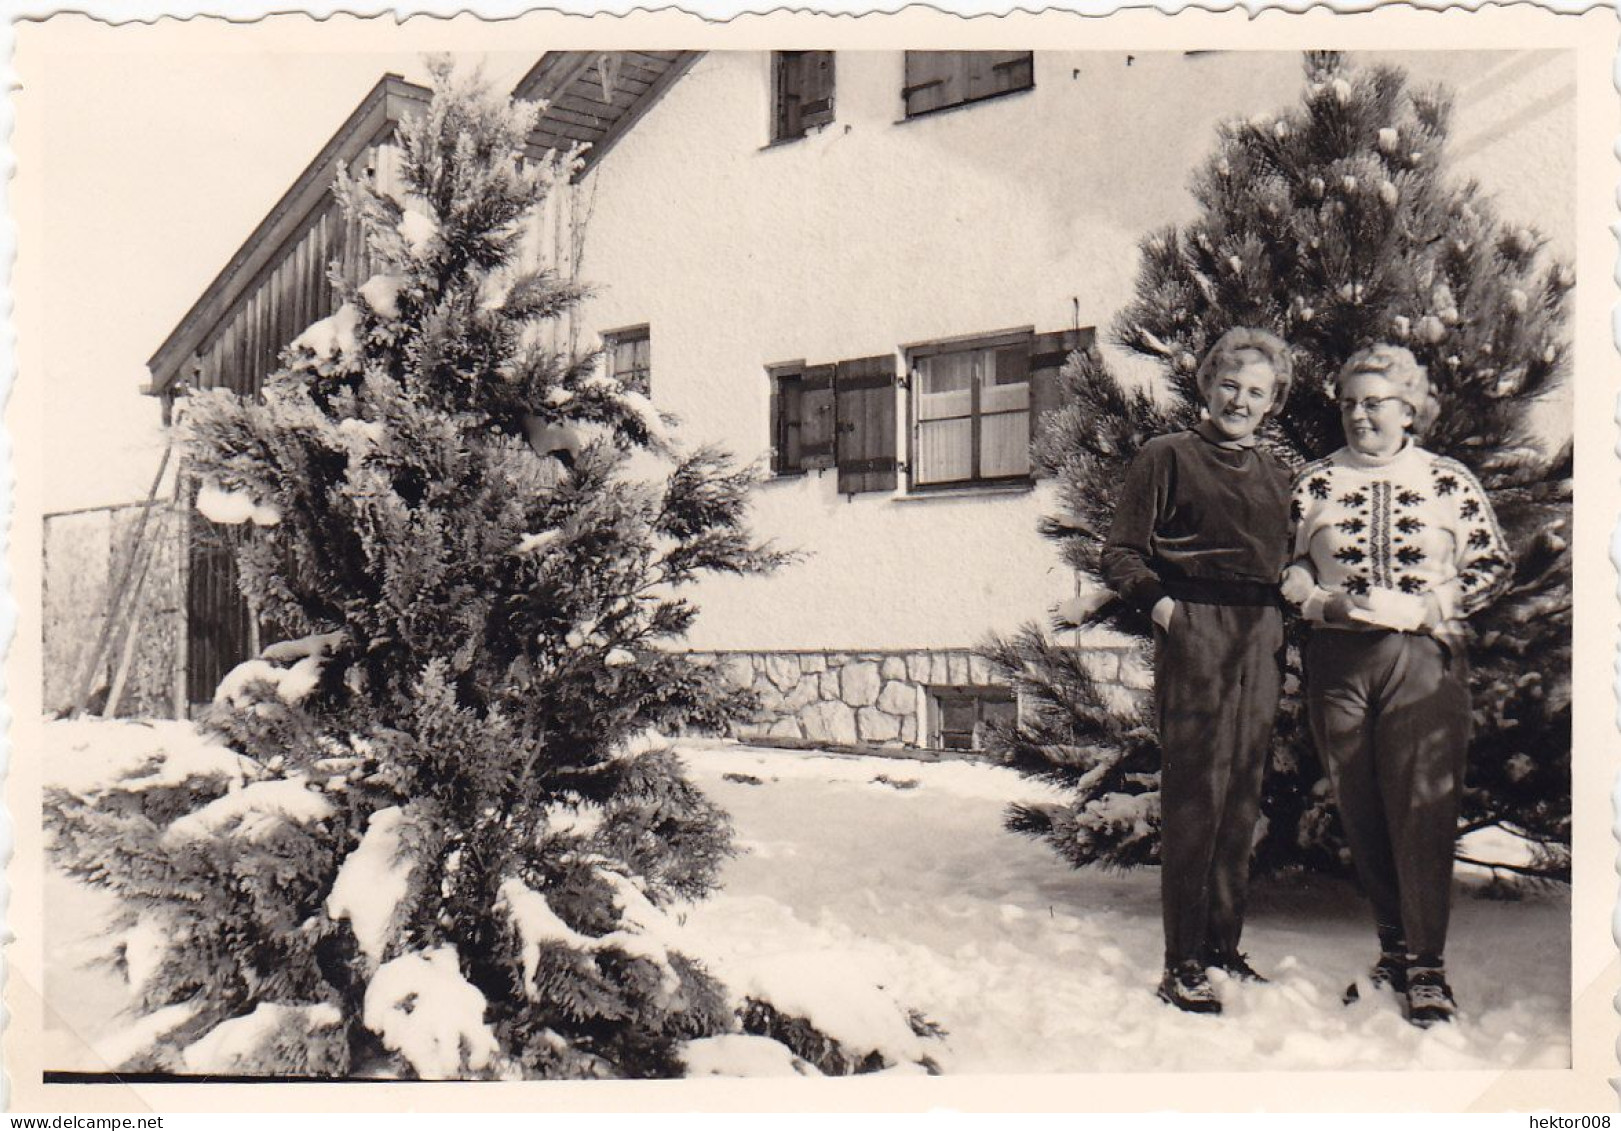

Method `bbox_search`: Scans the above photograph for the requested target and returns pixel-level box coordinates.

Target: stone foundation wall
[688,645,1148,751]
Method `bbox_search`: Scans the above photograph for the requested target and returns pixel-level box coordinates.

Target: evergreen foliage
[987,52,1571,882]
[47,61,805,1079]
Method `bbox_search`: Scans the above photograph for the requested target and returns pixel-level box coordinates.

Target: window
[902,52,1034,118]
[772,52,835,142]
[907,328,1088,490]
[769,362,835,475]
[910,332,1034,488]
[604,325,650,395]
[929,686,1017,751]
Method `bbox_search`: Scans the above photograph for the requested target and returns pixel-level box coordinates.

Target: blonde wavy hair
[1334,344,1438,436]
[1195,327,1294,417]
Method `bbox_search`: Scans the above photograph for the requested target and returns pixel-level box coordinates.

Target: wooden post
[102,503,175,718]
[68,441,172,717]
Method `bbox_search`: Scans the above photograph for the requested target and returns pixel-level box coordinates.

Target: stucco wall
[556,49,1573,655]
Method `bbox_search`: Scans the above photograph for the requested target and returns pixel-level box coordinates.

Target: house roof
[513,51,703,175]
[145,73,432,399]
[145,51,703,400]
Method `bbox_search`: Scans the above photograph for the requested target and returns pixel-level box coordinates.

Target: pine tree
[987,52,1572,883]
[47,61,802,1079]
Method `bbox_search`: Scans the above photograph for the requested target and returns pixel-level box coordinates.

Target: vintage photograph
[8,6,1614,1112]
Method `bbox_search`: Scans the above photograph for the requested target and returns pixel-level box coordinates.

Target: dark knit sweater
[1101,426,1292,613]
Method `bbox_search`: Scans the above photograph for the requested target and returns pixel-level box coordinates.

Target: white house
[128,48,1573,750]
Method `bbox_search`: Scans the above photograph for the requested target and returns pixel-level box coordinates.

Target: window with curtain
[910,332,1033,488]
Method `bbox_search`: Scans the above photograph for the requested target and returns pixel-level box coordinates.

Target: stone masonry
[685,645,1144,751]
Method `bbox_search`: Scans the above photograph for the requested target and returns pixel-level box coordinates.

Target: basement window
[928,685,1016,751]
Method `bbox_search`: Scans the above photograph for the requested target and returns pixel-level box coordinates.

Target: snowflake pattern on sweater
[1289,443,1512,624]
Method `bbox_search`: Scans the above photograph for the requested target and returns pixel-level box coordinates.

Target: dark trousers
[1153,601,1283,966]
[1304,629,1471,959]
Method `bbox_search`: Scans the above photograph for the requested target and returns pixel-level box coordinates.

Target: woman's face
[1201,353,1278,443]
[1337,371,1414,457]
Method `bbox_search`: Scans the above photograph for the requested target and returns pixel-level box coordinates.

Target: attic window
[772,52,835,142]
[604,325,651,396]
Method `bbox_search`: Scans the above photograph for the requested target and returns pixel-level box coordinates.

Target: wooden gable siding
[147,74,429,401]
[192,163,380,398]
[147,78,429,708]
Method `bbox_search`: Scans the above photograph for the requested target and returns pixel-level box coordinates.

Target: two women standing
[1103,331,1511,1027]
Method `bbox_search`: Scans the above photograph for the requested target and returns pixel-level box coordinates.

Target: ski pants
[1153,600,1284,967]
[1304,629,1471,960]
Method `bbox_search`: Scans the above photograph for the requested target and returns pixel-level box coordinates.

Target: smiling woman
[1285,344,1513,1027]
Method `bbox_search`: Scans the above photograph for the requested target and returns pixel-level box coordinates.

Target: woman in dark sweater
[1102,327,1294,1015]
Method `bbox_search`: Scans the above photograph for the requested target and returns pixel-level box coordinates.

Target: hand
[1151,597,1177,631]
[1280,564,1316,605]
[1419,593,1445,630]
[1323,594,1365,624]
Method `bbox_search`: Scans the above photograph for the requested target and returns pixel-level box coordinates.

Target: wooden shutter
[800,363,836,470]
[801,52,835,130]
[1028,328,1095,478]
[902,52,962,117]
[835,355,898,494]
[776,52,835,140]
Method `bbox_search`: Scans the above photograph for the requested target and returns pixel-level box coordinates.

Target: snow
[91,1002,200,1070]
[327,806,416,966]
[40,719,1571,1079]
[358,273,406,318]
[724,949,926,1065]
[675,741,1571,1073]
[214,656,323,706]
[163,777,335,845]
[181,1003,343,1074]
[541,801,604,840]
[363,946,501,1079]
[45,718,257,800]
[292,302,361,360]
[196,482,279,527]
[604,647,636,667]
[1084,790,1158,839]
[514,529,561,556]
[524,417,587,465]
[397,208,438,257]
[122,912,170,995]
[337,418,386,448]
[618,389,673,450]
[496,874,682,998]
[260,631,344,664]
[679,1034,815,1077]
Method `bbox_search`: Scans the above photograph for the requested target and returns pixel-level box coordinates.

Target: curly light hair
[1334,343,1438,435]
[1194,327,1294,416]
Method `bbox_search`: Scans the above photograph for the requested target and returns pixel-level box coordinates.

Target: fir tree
[987,52,1572,883]
[47,61,808,1079]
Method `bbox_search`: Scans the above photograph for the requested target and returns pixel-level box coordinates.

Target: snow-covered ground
[674,741,1570,1074]
[41,729,1569,1076]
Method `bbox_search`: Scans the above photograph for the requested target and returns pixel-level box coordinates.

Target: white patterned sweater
[1289,442,1513,637]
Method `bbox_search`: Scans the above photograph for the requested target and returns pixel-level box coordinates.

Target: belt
[1162,577,1281,607]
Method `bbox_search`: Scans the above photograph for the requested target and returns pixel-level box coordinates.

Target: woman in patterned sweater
[1281,344,1511,1028]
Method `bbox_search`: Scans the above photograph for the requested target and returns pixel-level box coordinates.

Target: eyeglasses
[1336,395,1406,415]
